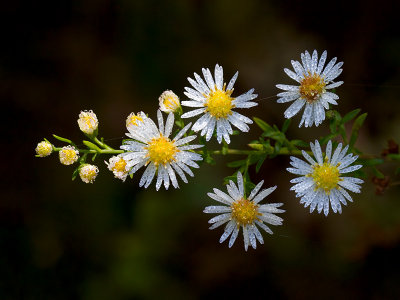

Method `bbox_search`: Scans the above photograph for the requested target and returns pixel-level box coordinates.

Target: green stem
[53,147,123,154]
[93,137,114,150]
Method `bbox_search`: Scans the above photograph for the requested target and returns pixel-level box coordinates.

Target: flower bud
[79,164,99,183]
[35,141,53,157]
[78,110,98,135]
[159,90,180,113]
[59,145,79,165]
[106,155,129,181]
[126,112,146,128]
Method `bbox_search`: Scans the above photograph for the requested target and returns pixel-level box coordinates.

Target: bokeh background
[2,0,400,299]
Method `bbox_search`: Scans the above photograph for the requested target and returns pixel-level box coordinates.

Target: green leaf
[53,134,73,144]
[342,109,361,124]
[231,130,240,136]
[329,118,337,134]
[227,159,246,168]
[221,141,229,155]
[395,167,400,176]
[339,124,347,143]
[223,175,237,185]
[291,139,309,148]
[281,119,291,133]
[83,140,102,151]
[205,155,216,165]
[72,167,80,181]
[319,133,337,146]
[92,153,98,161]
[248,143,263,150]
[255,154,267,173]
[334,111,342,123]
[349,113,368,148]
[359,158,384,166]
[371,167,385,179]
[387,154,400,161]
[253,117,273,133]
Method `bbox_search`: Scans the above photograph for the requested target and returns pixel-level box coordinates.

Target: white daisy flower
[276,50,344,127]
[204,172,284,251]
[121,110,203,190]
[287,140,363,216]
[181,64,258,144]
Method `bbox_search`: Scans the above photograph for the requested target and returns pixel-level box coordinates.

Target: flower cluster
[35,50,370,251]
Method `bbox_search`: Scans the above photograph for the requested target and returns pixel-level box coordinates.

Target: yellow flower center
[83,115,95,127]
[205,87,234,119]
[145,135,179,166]
[163,95,179,110]
[78,111,98,134]
[311,162,341,194]
[36,141,52,157]
[126,114,144,127]
[59,147,79,165]
[113,158,127,172]
[80,165,98,183]
[231,198,260,226]
[299,73,326,103]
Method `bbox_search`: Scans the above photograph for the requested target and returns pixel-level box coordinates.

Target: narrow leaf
[281,119,291,133]
[342,109,361,123]
[349,113,368,148]
[53,134,73,144]
[253,117,273,133]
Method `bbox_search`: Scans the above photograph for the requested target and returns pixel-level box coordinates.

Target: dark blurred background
[2,0,400,299]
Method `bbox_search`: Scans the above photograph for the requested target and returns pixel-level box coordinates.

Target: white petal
[284,98,306,119]
[227,71,238,91]
[284,68,301,82]
[237,172,244,197]
[325,81,344,89]
[214,64,223,91]
[248,180,264,200]
[340,165,362,173]
[219,220,235,243]
[202,67,216,91]
[164,113,174,137]
[157,110,164,134]
[252,186,277,204]
[326,140,332,162]
[228,225,239,248]
[243,225,249,251]
[316,50,327,75]
[276,84,299,92]
[181,100,205,108]
[204,206,231,214]
[255,220,273,235]
[181,108,205,119]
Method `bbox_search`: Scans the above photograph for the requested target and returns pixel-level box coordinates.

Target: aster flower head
[78,110,98,135]
[287,140,363,216]
[79,164,99,183]
[106,155,131,182]
[59,145,79,165]
[121,110,203,190]
[277,50,343,127]
[204,172,284,251]
[36,141,53,157]
[126,111,147,129]
[159,90,181,113]
[181,64,258,144]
